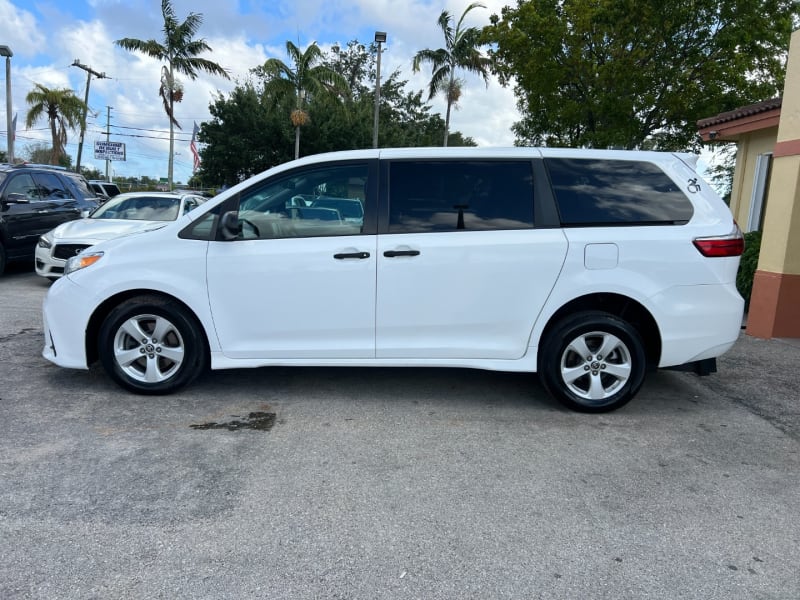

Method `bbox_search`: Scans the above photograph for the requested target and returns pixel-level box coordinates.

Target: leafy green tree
[25,143,73,168]
[115,0,229,189]
[254,41,349,159]
[320,39,476,149]
[197,41,476,186]
[24,84,88,165]
[412,2,491,146]
[484,0,800,150]
[80,165,104,181]
[198,81,296,186]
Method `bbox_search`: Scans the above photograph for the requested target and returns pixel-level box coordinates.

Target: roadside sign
[94,141,126,161]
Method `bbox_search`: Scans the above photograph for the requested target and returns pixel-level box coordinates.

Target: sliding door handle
[383,250,420,258]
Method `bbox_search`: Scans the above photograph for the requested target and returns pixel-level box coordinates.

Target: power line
[84,128,195,142]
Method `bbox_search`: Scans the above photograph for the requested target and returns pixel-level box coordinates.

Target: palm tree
[412,2,491,146]
[259,41,349,159]
[24,84,88,165]
[115,0,229,189]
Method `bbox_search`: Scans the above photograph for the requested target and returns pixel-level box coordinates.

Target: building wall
[729,128,778,230]
[759,28,800,275]
[747,28,800,338]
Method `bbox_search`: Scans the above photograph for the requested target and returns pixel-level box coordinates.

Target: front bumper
[42,277,94,369]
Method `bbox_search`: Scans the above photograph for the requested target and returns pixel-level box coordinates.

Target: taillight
[693,224,745,257]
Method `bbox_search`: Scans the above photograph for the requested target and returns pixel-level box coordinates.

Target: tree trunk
[49,115,59,165]
[443,72,455,147]
[444,100,452,148]
[294,126,300,160]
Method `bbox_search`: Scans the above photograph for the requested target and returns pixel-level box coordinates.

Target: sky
[0,0,521,184]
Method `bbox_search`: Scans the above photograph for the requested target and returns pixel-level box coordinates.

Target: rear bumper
[651,283,744,367]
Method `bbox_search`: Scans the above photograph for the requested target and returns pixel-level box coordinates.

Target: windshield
[92,195,181,221]
[311,198,364,219]
[67,175,96,198]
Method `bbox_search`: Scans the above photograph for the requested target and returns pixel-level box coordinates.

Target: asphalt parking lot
[1,265,799,599]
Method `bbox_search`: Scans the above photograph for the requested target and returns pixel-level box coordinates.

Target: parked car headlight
[65,251,104,275]
[38,235,53,249]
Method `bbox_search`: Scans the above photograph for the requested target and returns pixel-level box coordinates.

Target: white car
[35,191,207,280]
[41,148,744,412]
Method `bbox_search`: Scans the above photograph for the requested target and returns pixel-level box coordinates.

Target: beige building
[698,98,780,233]
[697,29,800,339]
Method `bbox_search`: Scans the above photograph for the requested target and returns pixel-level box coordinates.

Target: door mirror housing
[220,210,241,240]
[4,193,29,204]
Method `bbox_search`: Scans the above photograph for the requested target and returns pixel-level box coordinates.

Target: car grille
[53,244,92,260]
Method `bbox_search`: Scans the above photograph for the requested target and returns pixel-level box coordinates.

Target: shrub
[737,230,762,310]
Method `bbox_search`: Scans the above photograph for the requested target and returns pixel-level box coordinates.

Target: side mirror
[220,210,241,241]
[4,193,29,204]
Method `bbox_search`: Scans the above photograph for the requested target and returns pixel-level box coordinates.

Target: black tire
[98,295,207,394]
[539,311,647,413]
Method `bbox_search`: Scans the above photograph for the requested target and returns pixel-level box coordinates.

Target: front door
[206,161,378,359]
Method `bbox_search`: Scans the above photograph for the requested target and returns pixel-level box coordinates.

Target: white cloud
[0,0,46,58]
[5,0,521,180]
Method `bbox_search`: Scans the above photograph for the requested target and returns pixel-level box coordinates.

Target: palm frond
[115,38,167,60]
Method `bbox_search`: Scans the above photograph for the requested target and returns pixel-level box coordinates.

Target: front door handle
[333,251,370,260]
[383,249,420,258]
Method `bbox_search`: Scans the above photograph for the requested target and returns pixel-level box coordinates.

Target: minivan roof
[282,146,694,165]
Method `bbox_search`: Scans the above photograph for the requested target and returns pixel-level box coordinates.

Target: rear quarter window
[545,158,694,226]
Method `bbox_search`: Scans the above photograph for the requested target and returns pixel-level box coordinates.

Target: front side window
[4,174,41,201]
[545,158,694,226]
[236,163,369,239]
[388,161,534,233]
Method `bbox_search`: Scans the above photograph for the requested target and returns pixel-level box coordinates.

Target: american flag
[190,121,200,172]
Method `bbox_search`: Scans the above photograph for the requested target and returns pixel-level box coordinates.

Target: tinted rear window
[388,161,534,233]
[545,158,693,226]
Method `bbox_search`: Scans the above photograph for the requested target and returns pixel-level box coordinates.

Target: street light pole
[372,32,386,149]
[105,106,113,182]
[0,45,13,163]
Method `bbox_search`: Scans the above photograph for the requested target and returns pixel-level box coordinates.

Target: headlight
[38,235,53,249]
[65,251,104,275]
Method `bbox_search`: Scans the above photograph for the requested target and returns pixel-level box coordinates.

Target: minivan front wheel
[539,312,646,412]
[99,296,206,394]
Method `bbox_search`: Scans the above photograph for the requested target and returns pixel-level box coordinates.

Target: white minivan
[42,148,744,412]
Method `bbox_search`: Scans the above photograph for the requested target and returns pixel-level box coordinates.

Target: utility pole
[105,106,113,182]
[71,59,108,173]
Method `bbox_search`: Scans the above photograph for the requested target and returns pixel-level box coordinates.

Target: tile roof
[697,97,782,128]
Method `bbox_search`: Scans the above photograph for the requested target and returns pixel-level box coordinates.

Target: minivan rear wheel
[99,295,206,394]
[539,311,646,412]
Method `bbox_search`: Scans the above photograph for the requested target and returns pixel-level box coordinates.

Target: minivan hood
[51,218,166,242]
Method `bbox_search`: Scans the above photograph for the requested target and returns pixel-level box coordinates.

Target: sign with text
[94,141,126,161]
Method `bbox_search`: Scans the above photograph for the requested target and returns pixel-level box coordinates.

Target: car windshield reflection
[92,195,181,221]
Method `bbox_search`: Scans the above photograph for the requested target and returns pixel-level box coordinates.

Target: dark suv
[0,163,100,275]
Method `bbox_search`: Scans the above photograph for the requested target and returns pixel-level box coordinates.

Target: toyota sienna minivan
[42,147,744,412]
